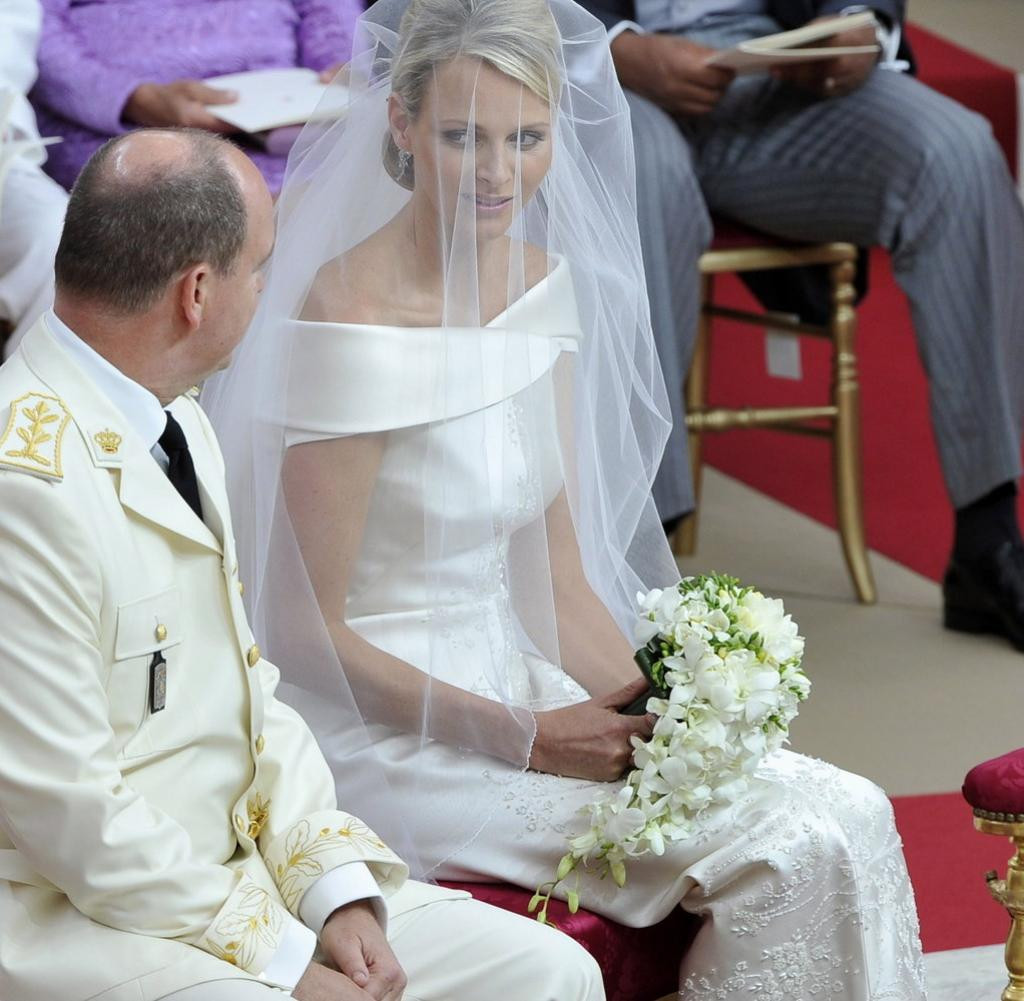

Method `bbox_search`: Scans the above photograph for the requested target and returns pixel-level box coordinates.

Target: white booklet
[203,68,349,133]
[706,12,879,75]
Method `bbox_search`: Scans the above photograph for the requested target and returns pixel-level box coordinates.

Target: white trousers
[158,895,605,1001]
[0,157,66,355]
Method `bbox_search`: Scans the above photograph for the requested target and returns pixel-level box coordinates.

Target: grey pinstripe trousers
[633,15,1024,521]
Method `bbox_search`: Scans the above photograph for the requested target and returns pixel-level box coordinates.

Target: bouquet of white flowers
[531,573,809,923]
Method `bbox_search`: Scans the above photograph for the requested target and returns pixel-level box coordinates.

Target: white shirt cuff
[258,914,317,992]
[840,5,909,71]
[608,20,644,45]
[298,861,386,935]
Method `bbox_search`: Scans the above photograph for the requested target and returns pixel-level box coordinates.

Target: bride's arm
[283,433,650,779]
[542,489,644,699]
[283,434,527,764]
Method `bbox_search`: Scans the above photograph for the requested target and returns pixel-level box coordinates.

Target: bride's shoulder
[300,230,399,326]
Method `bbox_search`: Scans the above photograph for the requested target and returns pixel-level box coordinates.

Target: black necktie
[159,411,204,522]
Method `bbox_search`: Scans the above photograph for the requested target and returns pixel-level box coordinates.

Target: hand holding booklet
[706,11,879,75]
[202,68,349,134]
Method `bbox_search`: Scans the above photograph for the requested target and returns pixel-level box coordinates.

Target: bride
[205,0,926,996]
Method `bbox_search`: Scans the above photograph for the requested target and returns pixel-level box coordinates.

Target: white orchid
[533,574,809,926]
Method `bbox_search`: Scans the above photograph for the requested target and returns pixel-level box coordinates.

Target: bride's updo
[383,0,561,189]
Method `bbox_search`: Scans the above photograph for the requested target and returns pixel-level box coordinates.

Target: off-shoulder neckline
[293,257,567,333]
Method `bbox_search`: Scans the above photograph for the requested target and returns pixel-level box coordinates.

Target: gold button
[255,734,265,755]
[246,644,260,668]
[238,580,245,596]
[154,624,167,642]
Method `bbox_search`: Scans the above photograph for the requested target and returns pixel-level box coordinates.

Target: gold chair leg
[673,274,713,558]
[829,258,876,604]
[976,816,1024,1001]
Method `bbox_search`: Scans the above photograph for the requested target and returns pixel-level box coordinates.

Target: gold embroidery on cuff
[208,882,283,972]
[274,817,388,910]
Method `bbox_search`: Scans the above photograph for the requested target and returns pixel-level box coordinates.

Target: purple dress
[31,0,364,191]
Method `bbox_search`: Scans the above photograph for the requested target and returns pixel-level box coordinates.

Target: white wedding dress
[283,260,926,1000]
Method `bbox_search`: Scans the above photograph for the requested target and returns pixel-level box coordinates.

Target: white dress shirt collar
[46,308,167,454]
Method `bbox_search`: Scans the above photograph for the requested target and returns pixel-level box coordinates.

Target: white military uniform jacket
[0,319,451,1001]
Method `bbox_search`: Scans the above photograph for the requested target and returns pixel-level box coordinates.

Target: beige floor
[910,0,1024,71]
[677,469,1024,797]
[925,944,1007,1000]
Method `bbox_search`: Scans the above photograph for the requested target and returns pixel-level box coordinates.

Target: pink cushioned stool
[963,747,1024,1001]
[440,880,698,1001]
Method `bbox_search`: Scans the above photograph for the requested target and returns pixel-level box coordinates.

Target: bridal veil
[204,0,678,876]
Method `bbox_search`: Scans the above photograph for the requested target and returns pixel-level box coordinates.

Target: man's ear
[177,262,210,332]
[387,94,412,151]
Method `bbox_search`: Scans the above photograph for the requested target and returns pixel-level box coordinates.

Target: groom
[0,127,604,1001]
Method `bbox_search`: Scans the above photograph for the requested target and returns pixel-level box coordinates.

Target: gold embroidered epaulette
[0,393,72,480]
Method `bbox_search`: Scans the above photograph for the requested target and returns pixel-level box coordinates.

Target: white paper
[203,68,349,133]
[709,44,879,74]
[707,11,878,75]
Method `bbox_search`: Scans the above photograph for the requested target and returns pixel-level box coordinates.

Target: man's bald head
[54,129,250,314]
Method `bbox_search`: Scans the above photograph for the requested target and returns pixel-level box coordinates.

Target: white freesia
[533,574,810,924]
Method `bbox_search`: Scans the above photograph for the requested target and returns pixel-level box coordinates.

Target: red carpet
[906,25,1019,176]
[702,28,1022,584]
[892,791,1011,952]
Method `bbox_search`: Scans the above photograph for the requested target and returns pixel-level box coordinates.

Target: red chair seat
[440,880,699,1001]
[963,747,1024,819]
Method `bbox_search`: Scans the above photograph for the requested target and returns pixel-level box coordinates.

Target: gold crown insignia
[94,429,122,455]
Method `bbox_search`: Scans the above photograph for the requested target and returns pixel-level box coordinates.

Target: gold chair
[673,224,876,604]
[964,749,1024,1001]
[974,812,1024,1001]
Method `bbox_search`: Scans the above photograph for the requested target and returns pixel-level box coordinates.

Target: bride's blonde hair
[383,0,562,189]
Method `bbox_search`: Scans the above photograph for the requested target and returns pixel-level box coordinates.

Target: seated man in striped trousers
[581,0,1024,649]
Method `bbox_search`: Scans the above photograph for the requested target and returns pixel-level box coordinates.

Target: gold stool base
[975,814,1024,1001]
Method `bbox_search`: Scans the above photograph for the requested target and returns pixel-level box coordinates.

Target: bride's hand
[529,677,656,781]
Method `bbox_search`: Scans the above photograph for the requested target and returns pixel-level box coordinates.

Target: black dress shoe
[943,539,1024,651]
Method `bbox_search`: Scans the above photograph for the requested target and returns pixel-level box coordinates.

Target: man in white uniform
[0,127,605,1001]
[0,0,67,354]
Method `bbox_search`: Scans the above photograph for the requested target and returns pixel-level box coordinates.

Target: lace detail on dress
[680,753,926,1001]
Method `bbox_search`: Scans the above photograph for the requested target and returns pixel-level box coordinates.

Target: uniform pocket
[110,586,194,759]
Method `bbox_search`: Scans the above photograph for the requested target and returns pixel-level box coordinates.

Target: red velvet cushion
[440,880,699,1001]
[963,747,1024,816]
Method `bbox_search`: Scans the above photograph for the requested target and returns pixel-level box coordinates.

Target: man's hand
[774,19,880,98]
[122,80,240,132]
[321,900,407,1001]
[530,677,656,781]
[610,31,734,117]
[293,961,375,1001]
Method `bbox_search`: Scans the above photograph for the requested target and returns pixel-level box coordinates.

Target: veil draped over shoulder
[204,0,678,878]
